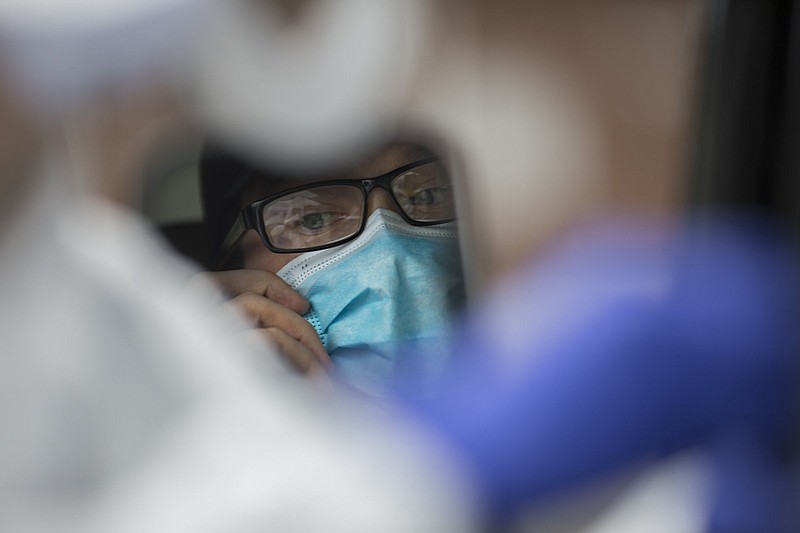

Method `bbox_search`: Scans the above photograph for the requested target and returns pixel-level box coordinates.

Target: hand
[193,269,331,376]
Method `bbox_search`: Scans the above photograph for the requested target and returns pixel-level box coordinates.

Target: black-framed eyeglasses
[217,157,455,267]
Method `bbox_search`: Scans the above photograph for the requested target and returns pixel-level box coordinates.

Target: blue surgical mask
[277,209,465,398]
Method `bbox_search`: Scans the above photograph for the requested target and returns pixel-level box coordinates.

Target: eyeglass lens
[260,161,454,251]
[390,161,454,223]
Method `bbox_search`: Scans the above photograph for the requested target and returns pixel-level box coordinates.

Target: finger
[206,269,310,315]
[252,329,333,388]
[232,292,330,367]
[260,327,330,375]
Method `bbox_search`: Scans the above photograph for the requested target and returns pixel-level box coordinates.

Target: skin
[201,142,433,376]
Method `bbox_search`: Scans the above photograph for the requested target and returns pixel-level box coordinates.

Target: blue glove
[399,214,798,530]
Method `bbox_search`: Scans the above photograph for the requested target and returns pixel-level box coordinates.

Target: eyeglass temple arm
[216,213,248,270]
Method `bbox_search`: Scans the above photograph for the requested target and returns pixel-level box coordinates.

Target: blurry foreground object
[0,175,475,533]
[190,0,430,171]
[398,0,700,287]
[395,0,800,531]
[400,213,799,533]
[0,1,478,532]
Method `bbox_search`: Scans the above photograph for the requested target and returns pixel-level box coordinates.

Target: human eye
[410,185,451,207]
[296,212,338,232]
[284,210,351,235]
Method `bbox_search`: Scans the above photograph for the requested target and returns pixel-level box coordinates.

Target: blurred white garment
[0,161,477,533]
[0,0,203,121]
[0,0,427,172]
[192,0,429,171]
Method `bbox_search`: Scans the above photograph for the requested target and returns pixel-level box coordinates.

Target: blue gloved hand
[399,214,799,531]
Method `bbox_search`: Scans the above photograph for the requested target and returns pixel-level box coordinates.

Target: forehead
[241,142,435,204]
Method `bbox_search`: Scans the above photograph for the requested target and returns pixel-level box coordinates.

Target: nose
[366,187,400,216]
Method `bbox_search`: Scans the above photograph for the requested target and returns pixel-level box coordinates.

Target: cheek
[240,230,300,272]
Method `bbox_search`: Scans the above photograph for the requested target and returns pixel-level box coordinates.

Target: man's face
[238,142,436,273]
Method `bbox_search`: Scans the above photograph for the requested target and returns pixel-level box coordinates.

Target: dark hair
[199,144,254,269]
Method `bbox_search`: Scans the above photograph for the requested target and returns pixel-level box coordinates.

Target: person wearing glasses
[197,141,466,398]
